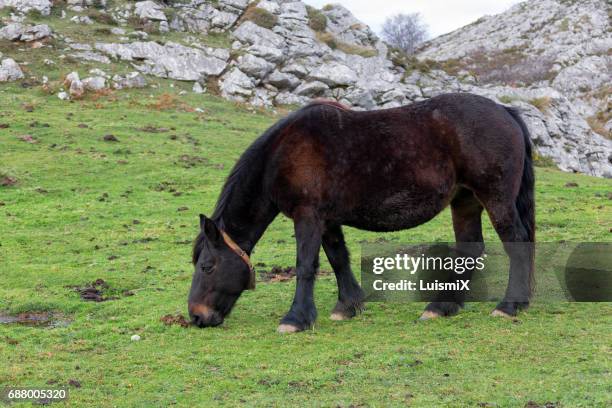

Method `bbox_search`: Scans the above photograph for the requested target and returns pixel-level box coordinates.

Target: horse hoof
[491,309,512,318]
[277,324,300,333]
[419,310,441,320]
[330,312,350,321]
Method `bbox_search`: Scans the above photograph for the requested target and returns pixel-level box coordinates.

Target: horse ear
[200,215,221,245]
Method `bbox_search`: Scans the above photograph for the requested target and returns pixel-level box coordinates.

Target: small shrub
[315,32,377,57]
[2,6,18,15]
[147,93,193,111]
[50,0,66,17]
[559,18,570,31]
[206,76,221,96]
[241,7,278,29]
[438,59,463,76]
[164,7,178,22]
[336,42,377,57]
[463,46,556,86]
[529,97,551,113]
[316,32,337,49]
[127,15,143,28]
[391,48,442,73]
[306,6,327,32]
[322,4,334,12]
[498,95,516,104]
[141,22,160,35]
[587,110,612,140]
[92,0,106,9]
[533,152,556,168]
[88,10,118,25]
[0,171,18,187]
[26,9,44,20]
[95,27,113,36]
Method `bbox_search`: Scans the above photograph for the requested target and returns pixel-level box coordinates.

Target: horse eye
[202,264,215,274]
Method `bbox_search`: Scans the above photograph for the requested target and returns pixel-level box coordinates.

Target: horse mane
[210,101,349,226]
[193,101,351,263]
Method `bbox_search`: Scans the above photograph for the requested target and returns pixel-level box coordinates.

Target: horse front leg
[322,225,365,321]
[277,209,322,333]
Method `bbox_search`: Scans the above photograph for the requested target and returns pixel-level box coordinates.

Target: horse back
[266,93,525,230]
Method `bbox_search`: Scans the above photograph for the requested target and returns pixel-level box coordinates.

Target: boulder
[192,82,204,94]
[294,81,329,97]
[220,67,256,100]
[89,68,109,78]
[82,76,107,91]
[70,15,94,25]
[279,2,308,22]
[0,58,24,81]
[95,41,228,81]
[112,72,147,89]
[0,23,52,42]
[250,88,275,107]
[275,91,308,106]
[232,21,285,49]
[281,63,309,78]
[134,1,167,21]
[69,79,85,98]
[0,0,52,16]
[257,0,280,14]
[321,4,377,47]
[71,51,111,64]
[64,71,80,87]
[236,54,275,79]
[308,63,357,87]
[246,44,285,63]
[265,70,300,90]
[218,0,249,12]
[110,27,126,36]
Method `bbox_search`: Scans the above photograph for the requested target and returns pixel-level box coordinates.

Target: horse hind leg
[421,188,484,320]
[484,201,533,317]
[322,225,365,321]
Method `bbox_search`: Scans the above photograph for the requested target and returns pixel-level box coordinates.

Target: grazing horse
[189,93,535,332]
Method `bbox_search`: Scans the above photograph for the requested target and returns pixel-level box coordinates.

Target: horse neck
[214,188,277,255]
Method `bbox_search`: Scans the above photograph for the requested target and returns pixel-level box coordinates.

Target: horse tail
[505,106,536,294]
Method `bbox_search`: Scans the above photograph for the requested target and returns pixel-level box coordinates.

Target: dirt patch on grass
[177,155,208,168]
[0,311,71,328]
[103,134,119,142]
[68,279,133,302]
[139,125,171,133]
[524,402,560,408]
[259,266,332,282]
[161,313,191,328]
[260,266,296,282]
[0,174,18,187]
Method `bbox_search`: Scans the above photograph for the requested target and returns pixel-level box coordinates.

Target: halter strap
[220,230,256,290]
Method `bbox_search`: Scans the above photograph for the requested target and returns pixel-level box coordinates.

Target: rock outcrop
[0,23,52,42]
[0,55,23,81]
[0,0,609,176]
[0,0,52,16]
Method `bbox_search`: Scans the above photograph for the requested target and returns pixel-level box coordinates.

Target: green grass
[0,83,611,407]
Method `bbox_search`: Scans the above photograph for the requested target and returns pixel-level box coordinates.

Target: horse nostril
[189,312,223,328]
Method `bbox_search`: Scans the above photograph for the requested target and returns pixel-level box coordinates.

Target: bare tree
[382,13,429,55]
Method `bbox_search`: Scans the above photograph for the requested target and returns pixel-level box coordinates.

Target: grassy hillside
[1,83,611,407]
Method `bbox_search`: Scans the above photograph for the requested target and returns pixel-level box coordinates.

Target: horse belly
[343,187,453,232]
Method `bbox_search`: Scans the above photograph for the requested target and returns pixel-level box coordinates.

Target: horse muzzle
[188,303,224,328]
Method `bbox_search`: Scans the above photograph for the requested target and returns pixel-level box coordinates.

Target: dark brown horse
[189,93,535,332]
